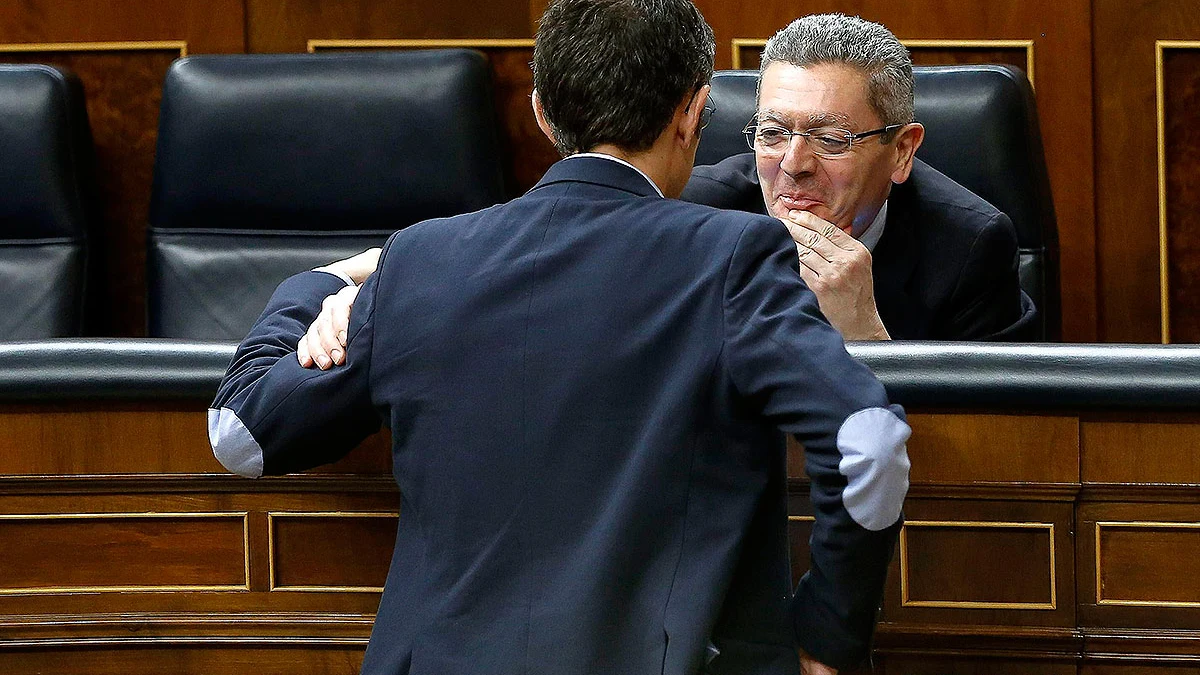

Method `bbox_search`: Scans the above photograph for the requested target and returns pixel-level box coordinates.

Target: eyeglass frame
[741,120,907,158]
[700,101,715,130]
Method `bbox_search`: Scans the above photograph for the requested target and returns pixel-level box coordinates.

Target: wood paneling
[1084,662,1200,667]
[907,413,1079,484]
[695,0,1095,341]
[0,513,247,592]
[1095,522,1200,606]
[878,655,1076,675]
[886,499,1075,628]
[1094,0,1200,343]
[248,0,532,53]
[0,404,390,475]
[901,521,1055,608]
[1081,415,1200,484]
[0,0,243,336]
[269,513,397,591]
[0,644,367,675]
[1079,502,1200,631]
[1162,46,1200,343]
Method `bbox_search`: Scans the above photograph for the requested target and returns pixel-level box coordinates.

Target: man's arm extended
[208,244,389,476]
[723,216,910,671]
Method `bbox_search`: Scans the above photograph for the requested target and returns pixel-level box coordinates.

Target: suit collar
[531,155,663,199]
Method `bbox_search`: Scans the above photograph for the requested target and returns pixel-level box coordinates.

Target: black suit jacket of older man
[682,152,1036,341]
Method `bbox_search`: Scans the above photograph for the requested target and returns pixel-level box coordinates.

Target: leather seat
[148,50,507,340]
[0,64,94,338]
[699,65,1060,340]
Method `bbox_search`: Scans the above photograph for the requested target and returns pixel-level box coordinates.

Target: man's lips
[776,194,823,211]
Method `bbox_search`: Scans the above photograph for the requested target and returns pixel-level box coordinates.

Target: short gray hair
[759,13,914,127]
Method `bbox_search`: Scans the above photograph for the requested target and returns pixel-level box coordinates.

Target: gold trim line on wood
[899,520,1057,610]
[1095,520,1200,607]
[0,636,371,649]
[0,41,187,57]
[730,38,1035,87]
[1154,42,1200,344]
[788,515,815,523]
[0,511,250,595]
[267,511,399,593]
[307,38,535,53]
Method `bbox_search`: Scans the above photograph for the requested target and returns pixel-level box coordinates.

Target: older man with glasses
[685,13,1036,342]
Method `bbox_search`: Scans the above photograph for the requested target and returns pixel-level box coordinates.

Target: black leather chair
[0,64,93,338]
[148,50,507,340]
[699,65,1060,340]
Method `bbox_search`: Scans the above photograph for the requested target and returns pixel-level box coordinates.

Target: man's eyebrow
[754,109,853,128]
[754,110,790,125]
[807,111,851,127]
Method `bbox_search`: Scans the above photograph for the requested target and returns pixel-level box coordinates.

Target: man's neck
[589,143,683,198]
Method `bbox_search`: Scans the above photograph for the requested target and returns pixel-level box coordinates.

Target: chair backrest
[699,65,1060,340]
[0,64,93,338]
[148,50,507,339]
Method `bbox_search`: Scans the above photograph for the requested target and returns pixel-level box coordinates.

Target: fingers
[329,283,359,347]
[297,285,360,370]
[796,246,823,284]
[796,241,834,277]
[785,210,858,252]
[314,295,345,368]
[297,332,313,367]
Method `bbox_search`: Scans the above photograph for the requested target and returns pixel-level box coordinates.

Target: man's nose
[779,136,818,177]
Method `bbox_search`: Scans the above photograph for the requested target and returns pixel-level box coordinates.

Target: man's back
[211,157,909,674]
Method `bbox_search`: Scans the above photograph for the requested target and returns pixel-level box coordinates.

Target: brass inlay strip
[1154,42,1200,344]
[308,38,535,53]
[899,520,1056,610]
[1095,520,1200,607]
[788,515,815,523]
[0,512,249,594]
[730,38,1035,88]
[0,41,187,57]
[267,511,399,593]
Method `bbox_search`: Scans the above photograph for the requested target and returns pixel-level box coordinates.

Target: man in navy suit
[684,14,1035,341]
[209,1,910,673]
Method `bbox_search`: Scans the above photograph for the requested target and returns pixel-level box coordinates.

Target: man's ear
[531,89,558,147]
[677,84,711,149]
[890,122,925,184]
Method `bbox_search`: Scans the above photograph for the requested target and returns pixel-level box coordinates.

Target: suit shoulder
[904,160,1002,221]
[681,152,763,212]
[896,160,1012,243]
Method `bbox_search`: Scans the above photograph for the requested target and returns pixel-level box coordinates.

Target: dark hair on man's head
[533,0,715,156]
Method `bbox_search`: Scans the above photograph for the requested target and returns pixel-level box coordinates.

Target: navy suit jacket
[682,153,1036,340]
[210,156,911,674]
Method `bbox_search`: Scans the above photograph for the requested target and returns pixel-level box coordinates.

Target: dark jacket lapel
[873,181,922,339]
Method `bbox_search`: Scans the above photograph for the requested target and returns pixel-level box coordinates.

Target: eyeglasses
[700,101,715,131]
[742,121,905,158]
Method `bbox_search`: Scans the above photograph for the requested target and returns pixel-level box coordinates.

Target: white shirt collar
[857,200,888,253]
[570,152,665,198]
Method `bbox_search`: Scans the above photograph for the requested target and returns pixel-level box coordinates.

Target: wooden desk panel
[0,402,1197,674]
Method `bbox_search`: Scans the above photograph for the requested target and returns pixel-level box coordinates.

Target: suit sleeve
[207,240,393,477]
[946,211,1038,341]
[722,216,911,671]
